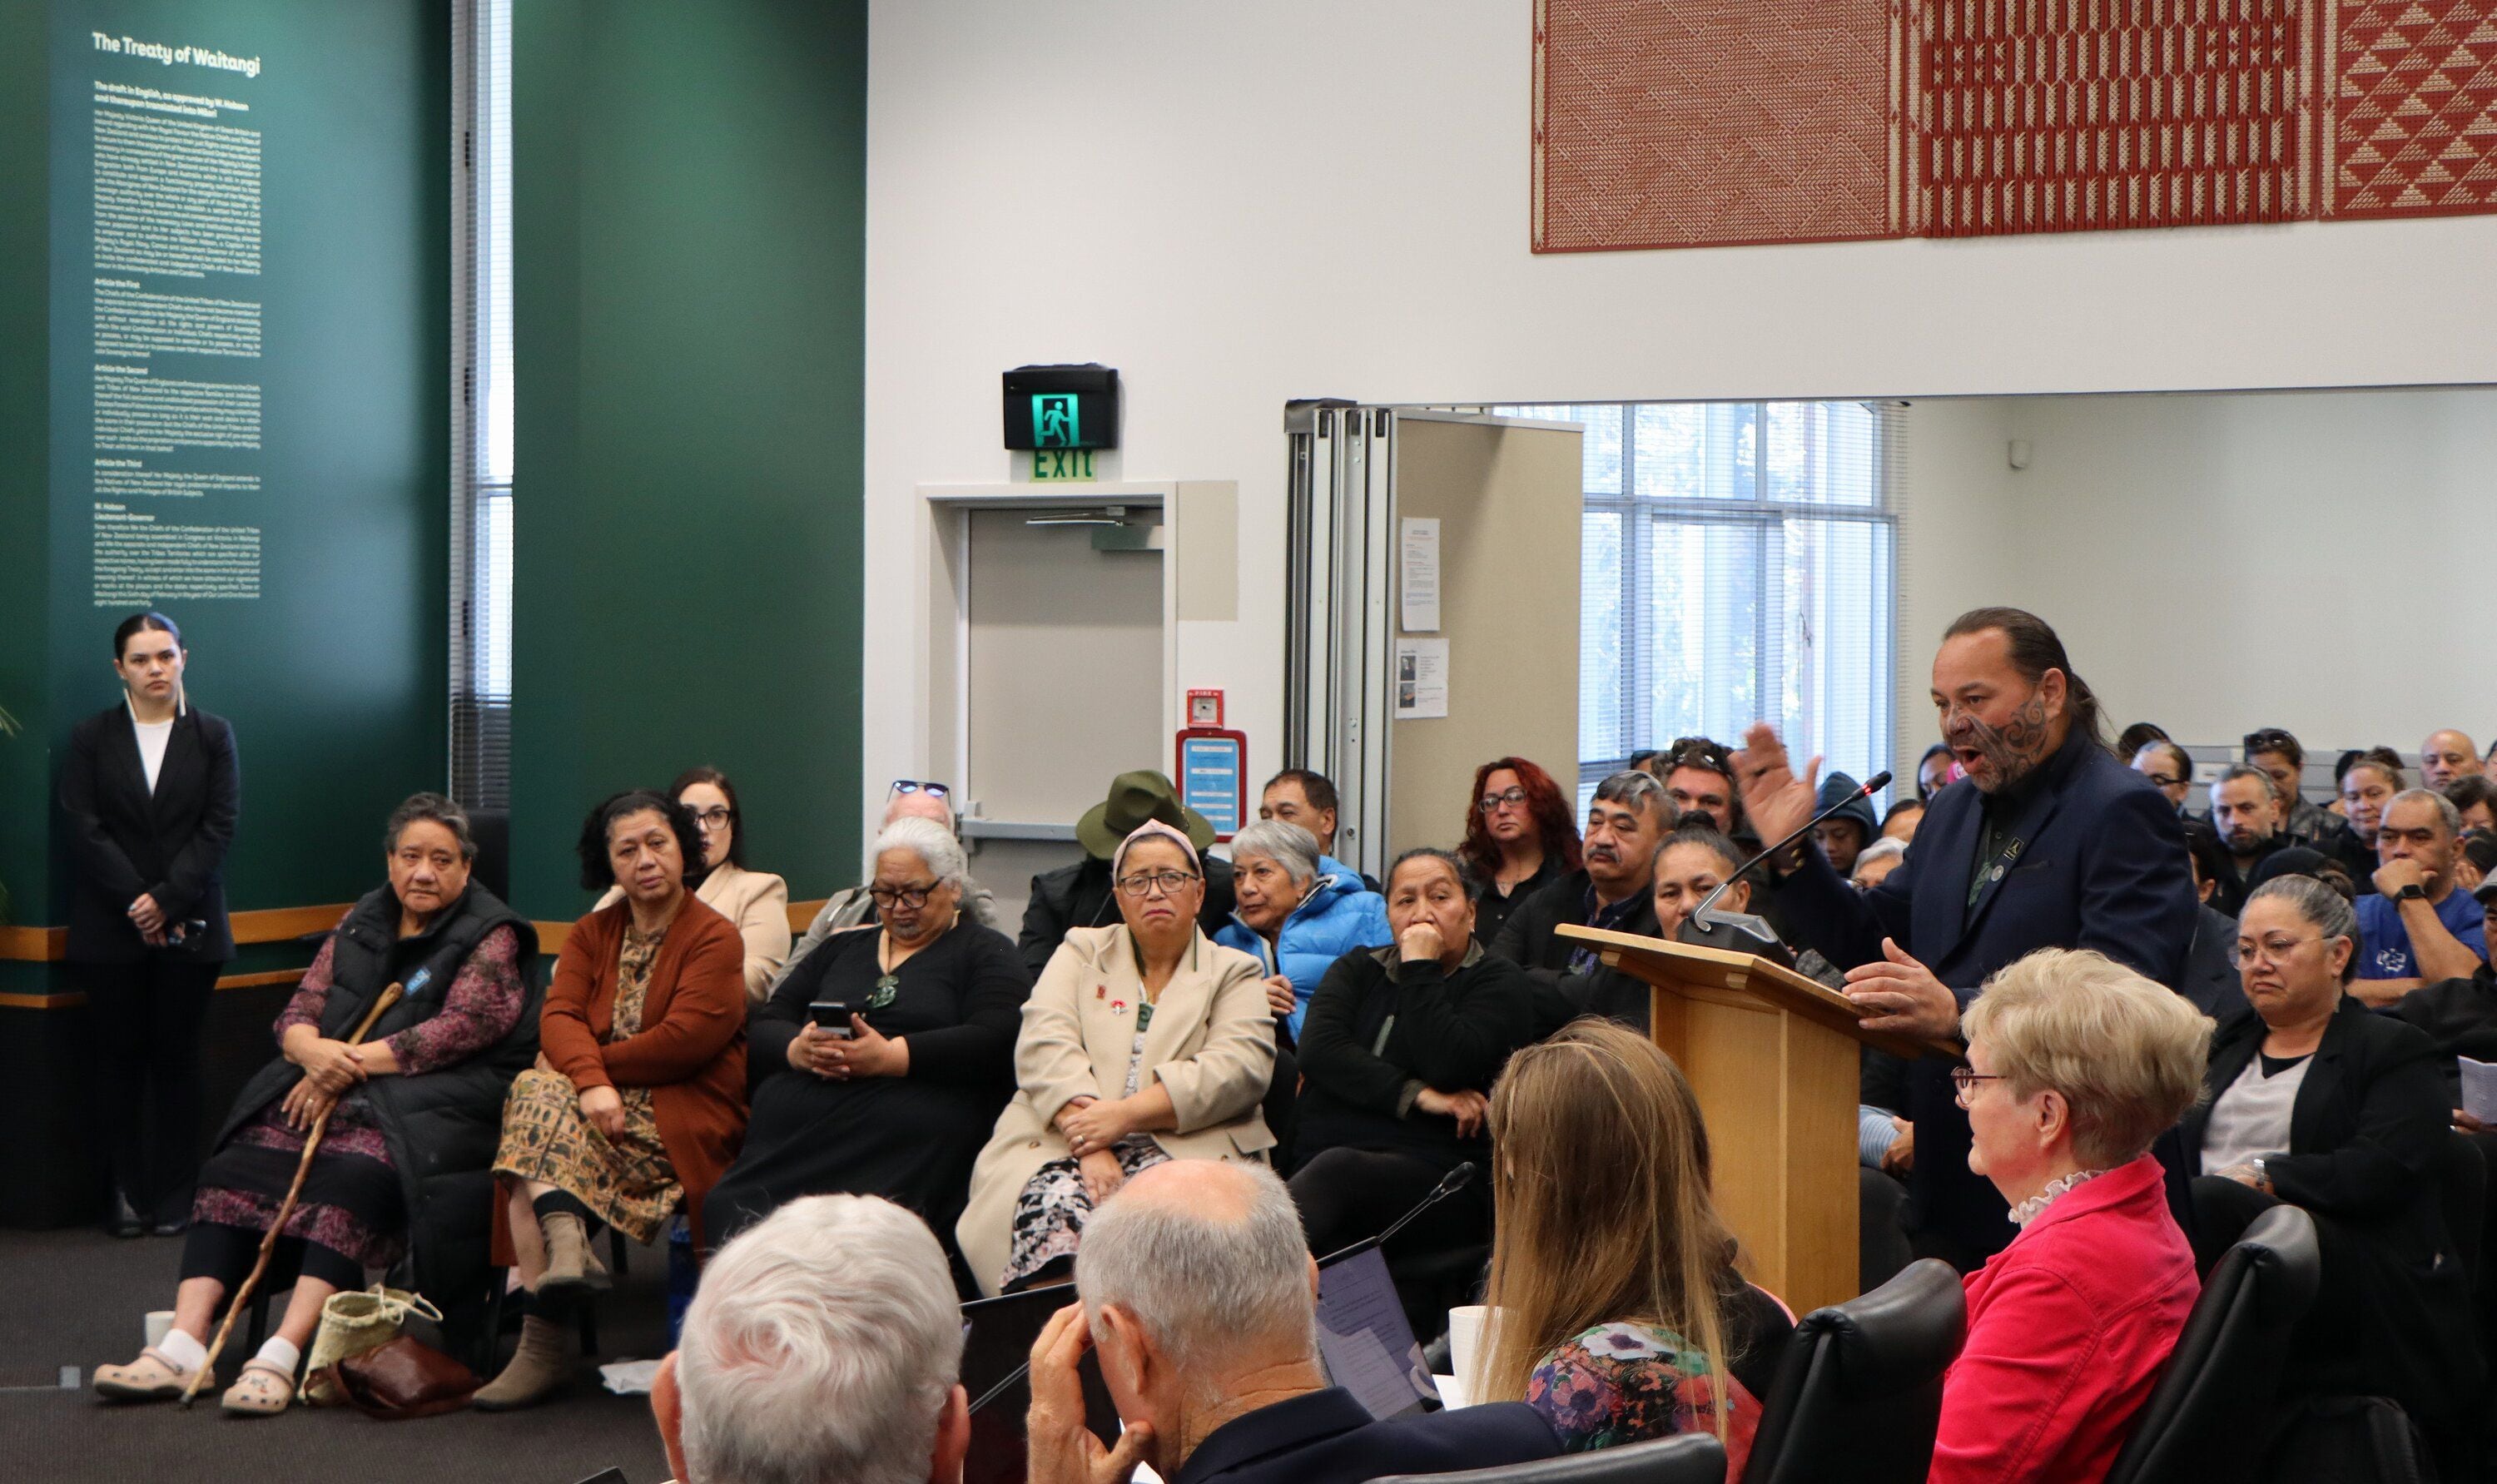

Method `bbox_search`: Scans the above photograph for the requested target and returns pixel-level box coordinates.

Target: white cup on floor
[144,1310,174,1349]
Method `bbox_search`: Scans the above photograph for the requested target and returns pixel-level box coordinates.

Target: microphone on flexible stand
[1316,1160,1476,1267]
[1679,770,1894,964]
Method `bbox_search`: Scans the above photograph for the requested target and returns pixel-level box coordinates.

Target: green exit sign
[1003,364,1119,450]
[1030,449,1099,481]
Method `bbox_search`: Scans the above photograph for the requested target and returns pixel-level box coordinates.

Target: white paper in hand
[2460,1056,2497,1125]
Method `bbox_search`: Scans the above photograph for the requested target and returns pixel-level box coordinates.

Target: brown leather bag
[326,1335,479,1420]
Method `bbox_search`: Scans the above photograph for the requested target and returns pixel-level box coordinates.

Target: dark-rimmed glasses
[1115,870,1200,898]
[1478,787,1529,814]
[1949,1066,2003,1106]
[890,780,952,800]
[868,881,939,910]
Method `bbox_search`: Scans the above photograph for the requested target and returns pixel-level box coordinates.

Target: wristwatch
[2395,884,2430,904]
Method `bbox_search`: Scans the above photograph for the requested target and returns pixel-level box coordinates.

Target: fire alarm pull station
[1176,691,1244,841]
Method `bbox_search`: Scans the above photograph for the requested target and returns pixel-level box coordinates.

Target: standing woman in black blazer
[58,613,241,1237]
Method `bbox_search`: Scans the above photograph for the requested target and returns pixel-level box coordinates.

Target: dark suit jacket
[1171,1387,1558,1484]
[1486,867,1661,1036]
[57,704,240,963]
[1776,727,2197,1261]
[2178,996,2482,1422]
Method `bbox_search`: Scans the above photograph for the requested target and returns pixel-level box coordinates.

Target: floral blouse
[1526,1321,1762,1472]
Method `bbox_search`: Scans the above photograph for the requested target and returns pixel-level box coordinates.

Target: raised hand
[1732,722,1821,856]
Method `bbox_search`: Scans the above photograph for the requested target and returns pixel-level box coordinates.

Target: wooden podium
[1555,924,1959,1316]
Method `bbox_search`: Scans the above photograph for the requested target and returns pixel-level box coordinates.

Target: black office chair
[1373,1432,1726,1484]
[1740,1258,1966,1484]
[2102,1203,2320,1484]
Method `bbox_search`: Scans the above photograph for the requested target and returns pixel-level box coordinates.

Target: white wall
[864,2,2497,836]
[1924,389,2497,756]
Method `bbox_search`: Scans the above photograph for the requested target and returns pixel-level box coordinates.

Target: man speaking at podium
[1733,607,2196,1268]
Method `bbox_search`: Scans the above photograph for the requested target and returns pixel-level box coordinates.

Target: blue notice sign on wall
[1179,733,1245,840]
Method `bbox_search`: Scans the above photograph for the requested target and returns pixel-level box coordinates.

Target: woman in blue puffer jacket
[1216,821,1392,1041]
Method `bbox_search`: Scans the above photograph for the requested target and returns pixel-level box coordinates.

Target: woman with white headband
[957,818,1277,1294]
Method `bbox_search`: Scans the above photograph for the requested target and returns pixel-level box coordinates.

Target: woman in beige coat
[957,820,1277,1293]
[597,767,790,1000]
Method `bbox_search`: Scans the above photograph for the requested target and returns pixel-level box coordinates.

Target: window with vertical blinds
[449,0,513,810]
[1495,402,1898,804]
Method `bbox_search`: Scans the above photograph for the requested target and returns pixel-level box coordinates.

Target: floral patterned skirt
[491,1068,681,1243]
[999,1136,1169,1290]
[191,1091,404,1271]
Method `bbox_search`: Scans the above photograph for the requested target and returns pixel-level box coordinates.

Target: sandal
[219,1359,293,1417]
[94,1348,216,1402]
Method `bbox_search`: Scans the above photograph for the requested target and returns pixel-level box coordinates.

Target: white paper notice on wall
[1399,517,1441,633]
[1394,637,1449,719]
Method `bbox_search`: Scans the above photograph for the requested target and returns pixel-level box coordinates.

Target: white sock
[156,1329,207,1372]
[253,1336,301,1375]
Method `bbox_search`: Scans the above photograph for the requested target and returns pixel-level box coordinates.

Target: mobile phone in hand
[809,1000,855,1040]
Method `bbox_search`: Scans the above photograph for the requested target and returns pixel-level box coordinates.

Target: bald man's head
[884,790,955,831]
[2423,731,2484,790]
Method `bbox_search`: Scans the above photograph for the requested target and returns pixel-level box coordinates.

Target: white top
[128,702,174,795]
[2200,1052,2311,1175]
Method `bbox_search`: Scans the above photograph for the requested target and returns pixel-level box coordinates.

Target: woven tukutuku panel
[2325,0,2497,218]
[1533,0,1904,251]
[1911,0,2313,236]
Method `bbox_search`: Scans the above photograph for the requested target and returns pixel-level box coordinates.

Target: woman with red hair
[1460,757,1582,950]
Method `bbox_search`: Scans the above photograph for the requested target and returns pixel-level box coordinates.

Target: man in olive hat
[1015,770,1237,976]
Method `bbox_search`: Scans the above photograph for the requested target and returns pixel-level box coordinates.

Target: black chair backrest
[1739,1258,1966,1484]
[2102,1203,2321,1484]
[1373,1431,1726,1484]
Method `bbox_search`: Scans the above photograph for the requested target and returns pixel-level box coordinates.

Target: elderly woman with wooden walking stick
[93,794,538,1416]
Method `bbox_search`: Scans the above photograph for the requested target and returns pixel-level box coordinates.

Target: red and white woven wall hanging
[1911,0,2312,236]
[1534,0,2497,249]
[2324,0,2497,219]
[1532,0,1905,251]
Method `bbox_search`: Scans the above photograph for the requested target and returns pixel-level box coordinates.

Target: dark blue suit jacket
[1777,727,2197,1261]
[1171,1387,1558,1484]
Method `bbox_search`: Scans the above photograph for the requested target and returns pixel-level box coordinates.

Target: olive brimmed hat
[1076,770,1216,860]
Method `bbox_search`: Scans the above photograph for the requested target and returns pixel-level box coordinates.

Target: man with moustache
[1734,607,2196,1268]
[1489,770,1670,1035]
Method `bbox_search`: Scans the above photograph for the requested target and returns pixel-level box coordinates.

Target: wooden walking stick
[181,980,406,1407]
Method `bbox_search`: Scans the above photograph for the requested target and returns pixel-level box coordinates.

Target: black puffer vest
[217,883,542,1234]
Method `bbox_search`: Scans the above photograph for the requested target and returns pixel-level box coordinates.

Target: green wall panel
[3,0,449,934]
[510,0,866,917]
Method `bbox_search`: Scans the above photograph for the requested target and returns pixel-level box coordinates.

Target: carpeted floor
[0,1224,677,1484]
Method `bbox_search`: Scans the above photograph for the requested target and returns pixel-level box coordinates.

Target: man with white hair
[1026,1161,1556,1484]
[652,1194,971,1484]
[774,782,999,994]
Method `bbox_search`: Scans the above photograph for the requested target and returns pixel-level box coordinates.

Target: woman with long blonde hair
[1478,1021,1786,1472]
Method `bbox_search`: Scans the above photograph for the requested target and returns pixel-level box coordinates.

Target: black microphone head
[1861,771,1894,794]
[1442,1161,1476,1193]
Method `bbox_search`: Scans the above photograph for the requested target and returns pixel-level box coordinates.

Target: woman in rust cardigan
[474,789,747,1410]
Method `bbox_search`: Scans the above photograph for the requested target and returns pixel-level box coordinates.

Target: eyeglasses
[1949,1067,2005,1107]
[890,780,951,800]
[1478,787,1529,813]
[2236,932,2326,966]
[2244,729,2299,755]
[2142,774,2186,789]
[868,881,940,910]
[689,806,733,829]
[1115,870,1200,898]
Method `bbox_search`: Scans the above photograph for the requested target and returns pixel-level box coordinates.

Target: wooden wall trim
[0,904,355,962]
